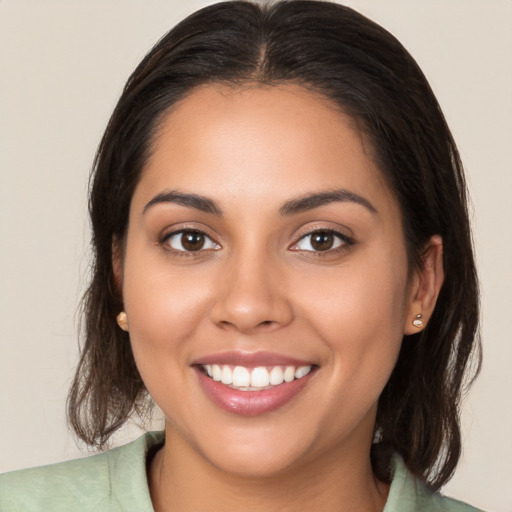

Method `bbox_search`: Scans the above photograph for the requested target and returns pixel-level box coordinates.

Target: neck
[149,428,389,512]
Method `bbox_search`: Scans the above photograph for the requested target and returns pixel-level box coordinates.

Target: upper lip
[191,351,316,367]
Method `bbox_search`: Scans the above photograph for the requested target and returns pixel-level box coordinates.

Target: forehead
[153,83,369,164]
[134,83,396,215]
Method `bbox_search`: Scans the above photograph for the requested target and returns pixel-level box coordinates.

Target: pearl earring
[116,311,129,331]
[412,314,423,328]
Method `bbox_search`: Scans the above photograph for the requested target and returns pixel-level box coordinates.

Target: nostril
[256,320,278,330]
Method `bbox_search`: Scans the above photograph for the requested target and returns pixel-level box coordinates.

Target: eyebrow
[279,189,377,216]
[143,190,223,215]
[143,188,376,217]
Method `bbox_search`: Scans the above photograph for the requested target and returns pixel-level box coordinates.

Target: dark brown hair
[67,0,480,490]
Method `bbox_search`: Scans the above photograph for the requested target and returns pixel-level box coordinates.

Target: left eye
[293,231,346,252]
[165,230,220,252]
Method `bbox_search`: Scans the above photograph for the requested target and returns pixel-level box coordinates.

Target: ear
[404,235,444,335]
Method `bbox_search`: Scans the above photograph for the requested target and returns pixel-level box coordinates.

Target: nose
[210,253,294,334]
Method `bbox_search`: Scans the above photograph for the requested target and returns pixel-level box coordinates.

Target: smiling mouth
[199,364,314,391]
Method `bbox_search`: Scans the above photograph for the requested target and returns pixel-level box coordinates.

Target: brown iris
[181,231,205,251]
[310,231,335,251]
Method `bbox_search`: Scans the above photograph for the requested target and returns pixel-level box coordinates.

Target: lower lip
[195,367,315,416]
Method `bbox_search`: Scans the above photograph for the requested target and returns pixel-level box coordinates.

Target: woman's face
[119,84,421,476]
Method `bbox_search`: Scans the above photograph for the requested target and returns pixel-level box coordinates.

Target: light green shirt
[0,432,483,511]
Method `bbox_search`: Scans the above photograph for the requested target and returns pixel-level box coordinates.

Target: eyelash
[159,228,354,256]
[290,229,354,256]
[159,229,221,256]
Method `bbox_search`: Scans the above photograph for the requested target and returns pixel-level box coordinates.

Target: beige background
[1,1,511,510]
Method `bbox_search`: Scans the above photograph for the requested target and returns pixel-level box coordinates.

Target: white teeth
[269,366,284,385]
[283,366,295,382]
[251,367,270,387]
[295,366,312,379]
[212,364,222,381]
[232,366,251,387]
[203,363,313,389]
[220,366,233,385]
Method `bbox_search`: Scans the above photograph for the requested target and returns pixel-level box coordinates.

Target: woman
[0,1,483,510]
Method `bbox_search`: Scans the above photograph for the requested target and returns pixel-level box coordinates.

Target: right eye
[163,230,220,253]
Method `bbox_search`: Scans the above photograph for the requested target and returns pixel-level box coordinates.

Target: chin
[168,412,321,479]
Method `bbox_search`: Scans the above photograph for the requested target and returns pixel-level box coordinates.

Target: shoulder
[0,450,112,512]
[385,454,484,512]
[0,431,164,512]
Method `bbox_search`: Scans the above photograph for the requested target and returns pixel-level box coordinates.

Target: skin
[115,84,444,512]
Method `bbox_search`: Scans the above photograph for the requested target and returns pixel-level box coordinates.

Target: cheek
[123,241,209,330]
[120,245,214,383]
[121,265,213,419]
[301,251,409,336]
[297,248,409,387]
